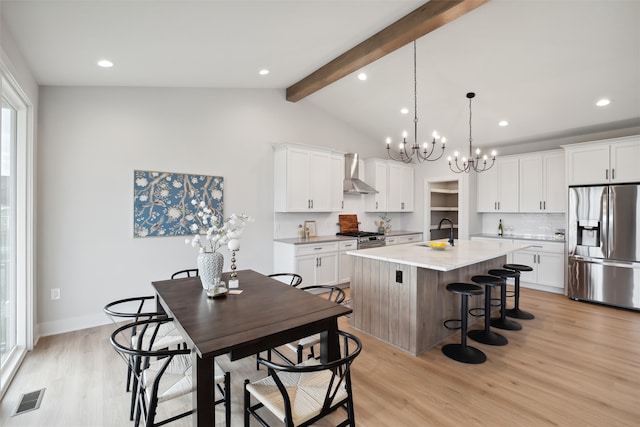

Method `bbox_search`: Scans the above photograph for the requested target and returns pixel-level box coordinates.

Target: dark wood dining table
[151,269,352,426]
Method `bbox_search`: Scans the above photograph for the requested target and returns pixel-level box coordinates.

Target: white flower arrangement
[185,200,253,253]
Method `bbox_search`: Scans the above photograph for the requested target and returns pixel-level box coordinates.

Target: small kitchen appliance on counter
[336,214,385,249]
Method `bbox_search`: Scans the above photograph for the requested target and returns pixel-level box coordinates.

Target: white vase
[197,252,224,291]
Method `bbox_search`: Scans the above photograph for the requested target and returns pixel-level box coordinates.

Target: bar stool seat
[442,283,486,364]
[487,269,523,331]
[468,275,508,346]
[503,263,535,320]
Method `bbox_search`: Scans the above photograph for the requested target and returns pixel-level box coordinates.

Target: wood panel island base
[347,239,529,355]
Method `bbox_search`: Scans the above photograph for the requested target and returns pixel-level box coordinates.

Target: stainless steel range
[336,231,386,249]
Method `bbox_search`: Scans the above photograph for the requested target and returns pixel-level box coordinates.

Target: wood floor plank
[0,287,638,426]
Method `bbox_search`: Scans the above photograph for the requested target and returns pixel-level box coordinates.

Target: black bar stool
[503,263,535,319]
[468,275,509,346]
[442,283,486,364]
[487,269,523,331]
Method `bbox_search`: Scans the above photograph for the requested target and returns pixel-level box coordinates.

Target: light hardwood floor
[1,287,639,426]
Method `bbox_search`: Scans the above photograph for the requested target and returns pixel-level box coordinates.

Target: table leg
[319,319,340,363]
[192,352,215,426]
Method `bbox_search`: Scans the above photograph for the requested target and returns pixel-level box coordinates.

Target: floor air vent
[13,388,45,416]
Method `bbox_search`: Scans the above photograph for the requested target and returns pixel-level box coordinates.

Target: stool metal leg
[490,280,522,331]
[505,273,535,320]
[442,294,487,364]
[468,286,508,346]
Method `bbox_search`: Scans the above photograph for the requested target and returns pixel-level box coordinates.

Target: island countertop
[347,238,530,272]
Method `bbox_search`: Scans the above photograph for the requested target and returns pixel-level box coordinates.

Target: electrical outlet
[51,288,60,300]
[395,270,403,283]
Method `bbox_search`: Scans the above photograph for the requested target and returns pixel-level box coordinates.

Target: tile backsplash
[481,213,565,238]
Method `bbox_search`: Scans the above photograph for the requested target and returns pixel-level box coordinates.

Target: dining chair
[244,330,362,427]
[268,272,303,287]
[170,268,199,279]
[110,317,231,427]
[270,285,346,366]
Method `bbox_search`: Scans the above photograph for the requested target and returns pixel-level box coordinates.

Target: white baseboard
[38,313,112,337]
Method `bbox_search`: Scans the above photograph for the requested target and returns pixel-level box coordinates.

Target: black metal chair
[110,318,231,427]
[170,268,199,279]
[503,263,535,319]
[268,272,303,287]
[244,330,361,427]
[442,282,486,364]
[270,285,347,366]
[468,275,509,346]
[488,269,523,331]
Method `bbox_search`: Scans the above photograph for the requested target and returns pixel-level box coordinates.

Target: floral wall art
[133,170,224,237]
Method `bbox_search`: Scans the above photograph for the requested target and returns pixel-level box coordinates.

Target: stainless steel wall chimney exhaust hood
[343,153,378,194]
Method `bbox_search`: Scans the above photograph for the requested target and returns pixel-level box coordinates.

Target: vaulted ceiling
[3,0,639,154]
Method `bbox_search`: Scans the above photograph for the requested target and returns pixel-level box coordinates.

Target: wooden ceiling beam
[286,0,490,102]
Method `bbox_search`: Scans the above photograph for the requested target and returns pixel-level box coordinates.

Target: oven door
[358,240,385,249]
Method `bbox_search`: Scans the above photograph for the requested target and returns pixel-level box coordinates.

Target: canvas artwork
[133,170,224,237]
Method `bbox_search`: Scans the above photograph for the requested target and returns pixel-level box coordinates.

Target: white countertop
[347,239,531,272]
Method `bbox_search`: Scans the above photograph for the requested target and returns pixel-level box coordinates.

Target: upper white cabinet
[519,150,565,213]
[364,159,414,212]
[330,153,345,211]
[477,156,519,212]
[388,163,414,212]
[274,145,333,212]
[564,136,640,185]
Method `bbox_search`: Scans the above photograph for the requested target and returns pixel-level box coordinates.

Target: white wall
[36,86,383,336]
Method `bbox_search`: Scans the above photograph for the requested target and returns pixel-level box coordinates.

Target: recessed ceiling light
[498,120,509,127]
[97,59,113,68]
[400,108,409,114]
[357,72,367,81]
[596,98,610,107]
[259,69,269,76]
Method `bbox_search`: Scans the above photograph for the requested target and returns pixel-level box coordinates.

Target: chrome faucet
[437,217,455,246]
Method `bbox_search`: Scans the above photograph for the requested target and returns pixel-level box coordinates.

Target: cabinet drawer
[339,240,357,251]
[295,242,339,256]
[514,240,565,254]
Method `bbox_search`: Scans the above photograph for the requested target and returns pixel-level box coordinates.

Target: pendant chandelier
[386,41,445,164]
[449,92,496,173]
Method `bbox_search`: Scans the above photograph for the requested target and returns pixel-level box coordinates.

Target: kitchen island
[347,239,529,355]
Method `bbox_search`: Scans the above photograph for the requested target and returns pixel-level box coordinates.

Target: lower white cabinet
[274,240,356,286]
[511,240,565,293]
[385,233,423,246]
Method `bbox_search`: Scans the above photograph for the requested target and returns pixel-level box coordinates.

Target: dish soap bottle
[498,219,504,237]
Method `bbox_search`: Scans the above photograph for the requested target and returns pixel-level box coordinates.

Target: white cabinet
[338,240,357,283]
[564,136,640,185]
[363,159,388,212]
[519,150,565,213]
[274,240,353,286]
[476,156,519,212]
[385,233,422,246]
[512,240,565,293]
[273,145,332,212]
[330,152,345,211]
[388,163,414,212]
[364,159,414,212]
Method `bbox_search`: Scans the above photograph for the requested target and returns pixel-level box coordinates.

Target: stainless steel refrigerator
[567,184,640,311]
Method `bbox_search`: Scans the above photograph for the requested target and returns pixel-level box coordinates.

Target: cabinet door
[308,150,331,211]
[364,161,388,212]
[565,145,610,185]
[330,153,345,211]
[542,152,565,212]
[519,155,543,212]
[401,166,414,211]
[339,241,357,283]
[286,148,311,211]
[512,250,537,283]
[537,252,564,289]
[387,164,414,212]
[315,253,338,286]
[498,157,519,212]
[295,255,317,286]
[477,165,498,212]
[610,139,640,183]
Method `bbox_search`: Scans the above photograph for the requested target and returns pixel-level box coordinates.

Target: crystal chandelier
[386,41,445,164]
[449,92,496,173]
